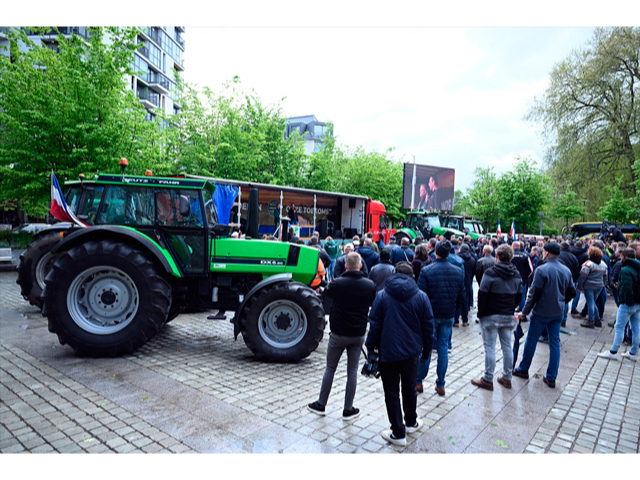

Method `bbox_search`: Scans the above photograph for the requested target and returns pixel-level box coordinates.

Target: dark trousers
[380,356,420,439]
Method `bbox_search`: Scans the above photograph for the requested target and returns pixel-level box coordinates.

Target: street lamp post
[538,211,545,236]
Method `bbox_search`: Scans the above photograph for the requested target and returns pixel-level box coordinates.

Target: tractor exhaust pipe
[247,187,259,239]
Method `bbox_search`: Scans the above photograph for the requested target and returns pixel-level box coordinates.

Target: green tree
[549,183,586,231]
[160,79,306,185]
[597,178,637,224]
[528,27,640,212]
[0,27,157,216]
[452,190,470,215]
[498,156,551,234]
[464,167,501,232]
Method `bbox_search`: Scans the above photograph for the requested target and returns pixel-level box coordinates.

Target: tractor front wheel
[240,282,325,362]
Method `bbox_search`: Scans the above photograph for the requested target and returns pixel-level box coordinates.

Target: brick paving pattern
[1,269,638,453]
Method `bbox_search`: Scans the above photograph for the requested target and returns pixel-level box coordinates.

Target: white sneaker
[621,352,638,362]
[381,429,407,446]
[597,350,618,360]
[406,417,424,434]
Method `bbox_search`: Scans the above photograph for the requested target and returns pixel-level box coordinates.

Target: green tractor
[394,210,465,244]
[39,170,326,363]
[439,214,485,241]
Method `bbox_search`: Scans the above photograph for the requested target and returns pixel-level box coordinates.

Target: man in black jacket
[457,244,477,325]
[308,252,377,421]
[471,245,522,390]
[511,242,533,312]
[366,262,434,446]
[559,242,580,327]
[570,241,589,315]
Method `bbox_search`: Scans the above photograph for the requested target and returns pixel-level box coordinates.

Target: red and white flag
[50,171,89,227]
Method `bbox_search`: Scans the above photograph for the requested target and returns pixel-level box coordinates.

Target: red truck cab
[365,199,395,244]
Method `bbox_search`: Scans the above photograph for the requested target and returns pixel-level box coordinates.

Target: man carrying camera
[308,252,377,421]
[366,262,434,446]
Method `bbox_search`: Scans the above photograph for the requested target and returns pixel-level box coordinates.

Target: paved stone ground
[1,269,638,454]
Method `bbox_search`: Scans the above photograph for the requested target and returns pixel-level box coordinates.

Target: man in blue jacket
[415,241,465,396]
[366,262,434,446]
[513,243,576,388]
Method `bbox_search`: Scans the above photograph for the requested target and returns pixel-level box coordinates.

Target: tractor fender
[50,225,181,277]
[232,273,293,340]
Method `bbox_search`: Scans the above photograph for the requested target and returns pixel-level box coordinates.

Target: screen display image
[402,164,455,211]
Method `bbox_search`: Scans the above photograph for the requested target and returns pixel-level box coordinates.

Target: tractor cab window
[65,186,83,215]
[78,186,104,225]
[426,215,441,230]
[202,188,218,227]
[96,186,155,225]
[156,189,203,227]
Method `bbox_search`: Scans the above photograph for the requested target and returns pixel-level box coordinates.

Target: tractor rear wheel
[42,240,171,357]
[240,282,325,362]
[17,234,63,309]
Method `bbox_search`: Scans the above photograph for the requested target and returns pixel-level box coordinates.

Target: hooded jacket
[366,273,434,362]
[477,262,522,318]
[458,249,477,288]
[369,262,395,291]
[618,258,640,306]
[356,246,380,272]
[324,240,340,260]
[558,249,580,282]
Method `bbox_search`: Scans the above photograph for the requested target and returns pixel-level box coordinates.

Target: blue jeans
[416,317,454,388]
[611,304,640,355]
[516,314,562,382]
[518,283,528,312]
[583,289,600,322]
[562,302,569,325]
[571,281,581,311]
[481,322,515,382]
[327,259,336,281]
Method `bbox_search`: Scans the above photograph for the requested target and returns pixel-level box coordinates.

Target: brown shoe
[471,378,494,391]
[435,386,445,396]
[497,376,512,389]
[415,384,423,394]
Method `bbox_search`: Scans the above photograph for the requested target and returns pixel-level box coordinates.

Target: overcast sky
[182,25,597,191]
[14,1,626,193]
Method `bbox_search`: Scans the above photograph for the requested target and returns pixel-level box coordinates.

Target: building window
[314,124,328,137]
[313,142,324,152]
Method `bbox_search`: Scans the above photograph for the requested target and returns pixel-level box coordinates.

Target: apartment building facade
[285,115,333,154]
[0,26,185,120]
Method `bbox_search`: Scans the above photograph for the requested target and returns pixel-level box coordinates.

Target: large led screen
[402,164,455,211]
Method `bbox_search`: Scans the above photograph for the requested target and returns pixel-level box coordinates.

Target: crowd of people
[304,227,640,447]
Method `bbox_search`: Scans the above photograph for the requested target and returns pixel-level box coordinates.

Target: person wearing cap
[366,261,434,446]
[415,240,465,396]
[512,242,576,388]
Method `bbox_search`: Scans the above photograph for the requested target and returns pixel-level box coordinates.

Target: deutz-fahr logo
[260,260,285,266]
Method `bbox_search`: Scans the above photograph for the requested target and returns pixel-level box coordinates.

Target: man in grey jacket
[513,243,576,388]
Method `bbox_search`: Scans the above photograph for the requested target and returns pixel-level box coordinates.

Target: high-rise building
[0,26,185,120]
[285,115,333,154]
